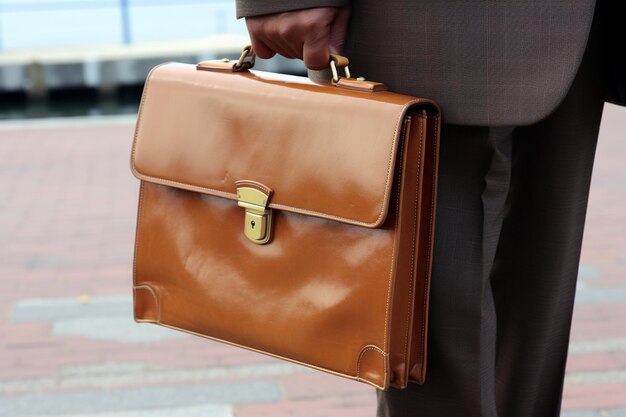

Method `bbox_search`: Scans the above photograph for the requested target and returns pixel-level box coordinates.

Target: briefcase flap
[131,63,426,228]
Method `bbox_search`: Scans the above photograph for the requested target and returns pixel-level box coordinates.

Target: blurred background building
[0,0,303,119]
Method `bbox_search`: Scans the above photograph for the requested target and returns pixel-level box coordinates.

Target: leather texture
[131,62,441,390]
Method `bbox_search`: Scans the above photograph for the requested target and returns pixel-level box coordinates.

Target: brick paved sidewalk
[0,105,625,417]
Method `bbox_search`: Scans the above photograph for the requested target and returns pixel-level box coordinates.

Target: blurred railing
[0,0,247,50]
[0,1,305,101]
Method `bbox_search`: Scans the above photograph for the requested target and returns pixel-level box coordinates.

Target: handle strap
[198,45,350,82]
[196,45,387,92]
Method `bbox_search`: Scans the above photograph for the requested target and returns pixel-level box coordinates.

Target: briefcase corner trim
[356,344,389,389]
[133,284,161,323]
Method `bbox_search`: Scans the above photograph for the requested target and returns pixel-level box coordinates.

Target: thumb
[328,6,351,54]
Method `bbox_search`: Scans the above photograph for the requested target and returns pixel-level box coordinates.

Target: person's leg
[377,124,514,417]
[378,3,608,415]
[491,4,608,416]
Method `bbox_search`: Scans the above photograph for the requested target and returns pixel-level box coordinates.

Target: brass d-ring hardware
[233,45,256,72]
[330,55,351,84]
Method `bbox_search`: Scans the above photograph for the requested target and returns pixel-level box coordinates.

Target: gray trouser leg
[377,4,606,414]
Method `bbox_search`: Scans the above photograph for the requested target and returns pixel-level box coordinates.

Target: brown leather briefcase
[130,47,441,390]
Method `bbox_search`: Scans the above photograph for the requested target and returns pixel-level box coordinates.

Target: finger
[250,36,276,59]
[303,31,330,70]
[247,16,301,60]
[273,38,303,59]
[259,35,294,59]
[273,16,306,59]
[258,18,302,58]
[329,6,351,54]
[246,19,277,59]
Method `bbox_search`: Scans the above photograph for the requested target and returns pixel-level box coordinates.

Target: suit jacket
[237,0,624,126]
[606,0,626,106]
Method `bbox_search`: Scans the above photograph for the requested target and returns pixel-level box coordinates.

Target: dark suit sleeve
[236,0,349,18]
[605,0,626,106]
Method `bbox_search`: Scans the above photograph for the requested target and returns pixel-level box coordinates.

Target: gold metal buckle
[330,55,351,84]
[233,45,256,72]
[236,183,273,244]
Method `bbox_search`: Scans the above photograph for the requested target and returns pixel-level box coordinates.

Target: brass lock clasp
[236,180,273,245]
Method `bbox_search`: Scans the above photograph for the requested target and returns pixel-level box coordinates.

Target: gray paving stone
[0,380,280,417]
[575,282,626,304]
[578,264,602,280]
[11,296,133,322]
[560,411,602,417]
[24,255,66,269]
[565,369,626,386]
[11,296,187,343]
[27,404,232,417]
[53,316,188,343]
[569,338,626,354]
[0,362,306,394]
[606,408,626,417]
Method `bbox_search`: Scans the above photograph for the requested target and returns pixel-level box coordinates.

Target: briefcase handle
[196,45,387,92]
[197,45,348,80]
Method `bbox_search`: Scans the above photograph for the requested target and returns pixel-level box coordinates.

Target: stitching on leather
[130,63,159,294]
[127,172,399,229]
[356,345,388,386]
[132,182,163,324]
[131,174,236,202]
[401,114,424,372]
[417,114,439,380]
[379,101,410,228]
[378,113,409,389]
[132,181,162,324]
[134,284,161,323]
[130,172,389,227]
[234,179,272,195]
[155,321,384,390]
[130,68,427,227]
[383,124,403,348]
[130,63,169,178]
[132,181,145,291]
[268,202,381,227]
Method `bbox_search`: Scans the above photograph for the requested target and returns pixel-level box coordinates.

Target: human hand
[245,7,351,70]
